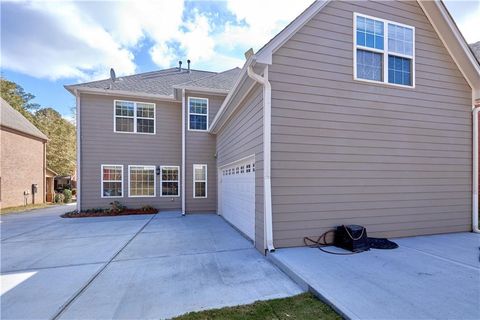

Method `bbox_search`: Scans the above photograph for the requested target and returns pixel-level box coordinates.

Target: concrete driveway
[270,232,480,320]
[1,207,302,319]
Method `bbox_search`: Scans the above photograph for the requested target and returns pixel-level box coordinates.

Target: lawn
[174,293,341,320]
[0,203,57,215]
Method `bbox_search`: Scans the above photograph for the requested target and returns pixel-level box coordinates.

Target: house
[0,97,48,209]
[66,0,480,253]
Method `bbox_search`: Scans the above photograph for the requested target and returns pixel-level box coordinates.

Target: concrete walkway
[1,207,302,319]
[269,232,480,320]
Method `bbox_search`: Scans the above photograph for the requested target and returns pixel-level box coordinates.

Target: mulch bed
[61,208,158,218]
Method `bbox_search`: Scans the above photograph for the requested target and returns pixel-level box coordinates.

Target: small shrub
[63,189,72,203]
[71,188,77,196]
[141,205,155,211]
[54,193,65,203]
[109,201,126,213]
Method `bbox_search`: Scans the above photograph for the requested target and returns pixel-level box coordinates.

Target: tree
[34,108,76,176]
[0,78,76,176]
[0,78,40,121]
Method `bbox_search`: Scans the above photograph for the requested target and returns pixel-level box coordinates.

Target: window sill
[114,131,156,135]
[353,77,415,89]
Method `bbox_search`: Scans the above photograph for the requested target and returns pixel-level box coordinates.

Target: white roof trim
[65,86,179,102]
[418,0,480,98]
[255,0,329,64]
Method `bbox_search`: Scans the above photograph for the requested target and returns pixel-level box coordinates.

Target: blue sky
[1,0,479,119]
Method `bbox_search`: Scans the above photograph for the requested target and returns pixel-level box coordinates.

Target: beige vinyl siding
[79,93,182,209]
[185,93,223,213]
[216,86,265,252]
[269,0,472,248]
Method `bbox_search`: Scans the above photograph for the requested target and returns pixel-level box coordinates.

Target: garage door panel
[220,159,255,240]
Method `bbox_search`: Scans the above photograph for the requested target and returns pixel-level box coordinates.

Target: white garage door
[220,159,255,240]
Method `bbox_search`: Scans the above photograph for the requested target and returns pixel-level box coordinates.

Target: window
[354,13,414,87]
[101,165,123,198]
[115,100,155,134]
[161,166,179,197]
[188,97,208,131]
[193,164,207,198]
[129,165,156,197]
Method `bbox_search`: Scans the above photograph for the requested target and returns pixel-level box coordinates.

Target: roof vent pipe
[178,60,182,71]
[187,59,191,73]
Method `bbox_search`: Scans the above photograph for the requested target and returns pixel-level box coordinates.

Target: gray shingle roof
[175,68,242,91]
[67,67,230,96]
[470,41,480,65]
[0,97,48,140]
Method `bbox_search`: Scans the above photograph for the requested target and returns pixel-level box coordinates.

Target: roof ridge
[66,67,217,88]
[174,67,241,88]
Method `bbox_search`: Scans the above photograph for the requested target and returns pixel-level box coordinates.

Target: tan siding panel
[269,0,472,247]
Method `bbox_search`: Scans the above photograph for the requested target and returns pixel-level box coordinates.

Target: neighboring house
[45,167,58,203]
[66,0,480,253]
[0,98,48,209]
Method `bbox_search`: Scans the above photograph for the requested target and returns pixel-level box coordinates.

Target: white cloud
[457,8,480,43]
[219,0,314,52]
[1,0,185,82]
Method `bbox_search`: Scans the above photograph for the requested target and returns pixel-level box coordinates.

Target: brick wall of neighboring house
[0,128,45,209]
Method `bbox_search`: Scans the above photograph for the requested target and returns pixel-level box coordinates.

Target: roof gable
[255,0,480,97]
[0,97,48,140]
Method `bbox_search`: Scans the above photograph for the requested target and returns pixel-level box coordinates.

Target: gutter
[246,63,275,252]
[75,89,81,211]
[473,104,480,233]
[182,88,186,215]
[65,86,179,103]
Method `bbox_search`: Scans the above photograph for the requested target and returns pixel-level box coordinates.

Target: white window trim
[187,97,209,132]
[101,164,124,198]
[114,100,156,135]
[128,165,157,198]
[160,165,180,197]
[353,12,416,88]
[193,164,207,198]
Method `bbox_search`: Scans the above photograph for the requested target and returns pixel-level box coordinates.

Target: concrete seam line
[50,213,157,320]
[1,221,60,242]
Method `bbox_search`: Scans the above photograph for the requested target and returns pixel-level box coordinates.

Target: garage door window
[193,164,207,198]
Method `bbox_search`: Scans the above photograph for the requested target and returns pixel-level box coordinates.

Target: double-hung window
[188,97,208,131]
[354,13,414,87]
[160,166,180,196]
[128,165,156,197]
[193,164,207,198]
[115,100,155,134]
[101,165,123,198]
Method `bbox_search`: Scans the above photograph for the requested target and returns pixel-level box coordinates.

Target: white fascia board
[209,57,254,133]
[255,0,330,65]
[418,0,480,98]
[173,86,229,96]
[67,86,180,103]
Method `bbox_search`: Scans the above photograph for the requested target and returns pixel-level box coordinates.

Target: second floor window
[188,97,208,131]
[354,13,414,87]
[115,100,155,134]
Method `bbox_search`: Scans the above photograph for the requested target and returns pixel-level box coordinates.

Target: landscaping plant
[63,189,72,203]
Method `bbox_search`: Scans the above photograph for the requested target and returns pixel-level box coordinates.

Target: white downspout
[247,64,275,252]
[472,106,479,233]
[182,88,186,215]
[75,90,81,211]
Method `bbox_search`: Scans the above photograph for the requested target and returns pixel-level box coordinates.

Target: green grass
[0,203,58,215]
[173,293,341,320]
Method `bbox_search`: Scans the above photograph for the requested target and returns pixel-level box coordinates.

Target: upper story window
[114,100,155,134]
[354,13,415,87]
[188,97,208,131]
